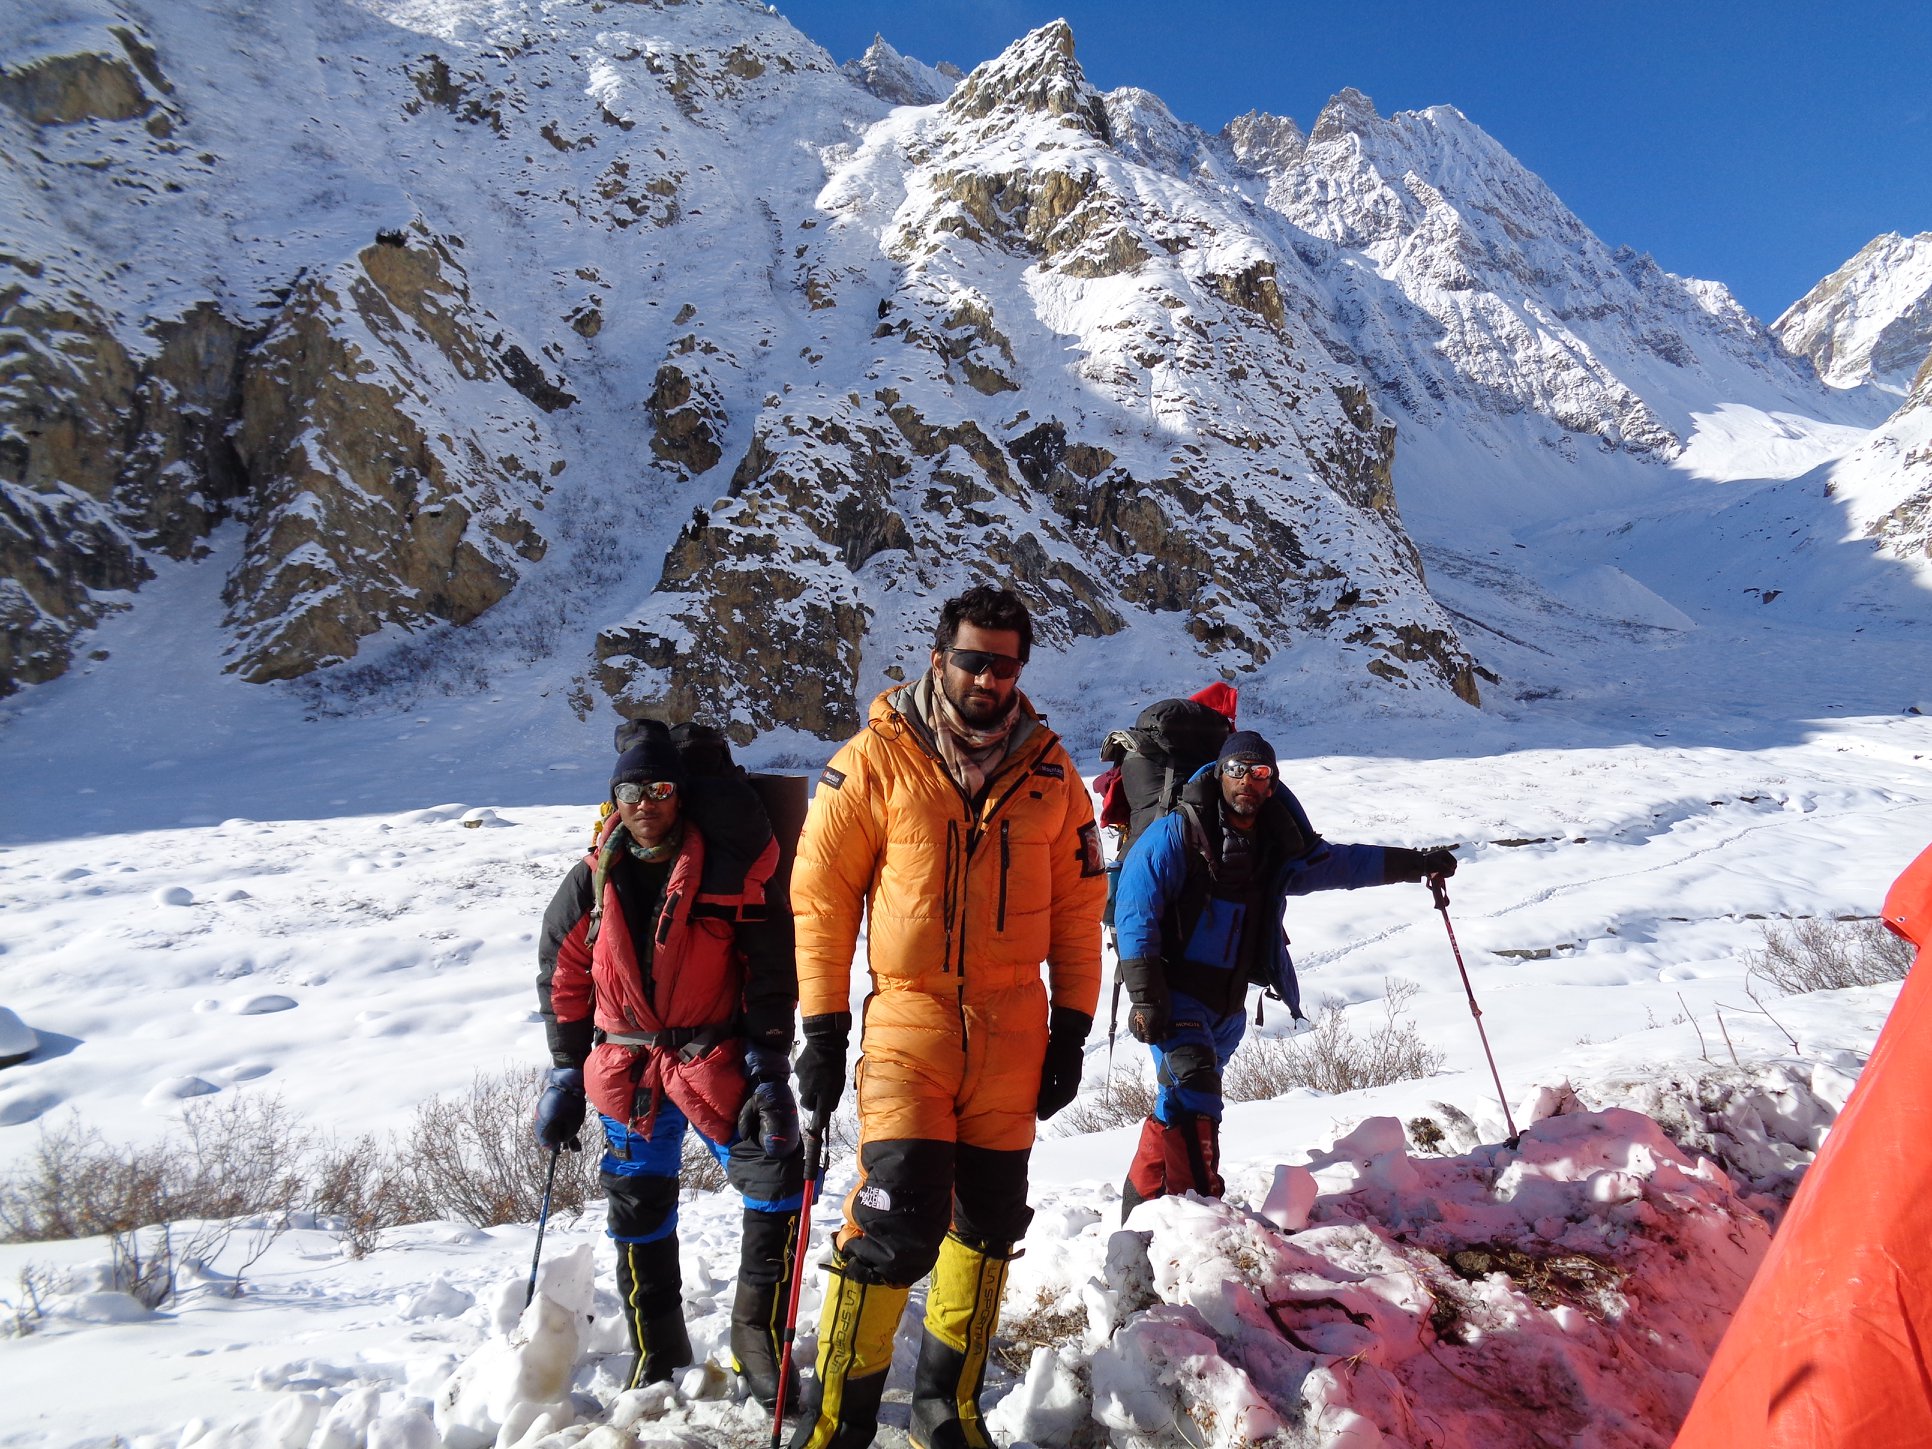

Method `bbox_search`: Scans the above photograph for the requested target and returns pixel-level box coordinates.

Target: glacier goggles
[613,780,678,804]
[945,647,1024,680]
[1220,759,1275,783]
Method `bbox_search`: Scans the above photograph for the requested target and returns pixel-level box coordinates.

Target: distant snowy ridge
[1773,231,1932,393]
[842,34,960,107]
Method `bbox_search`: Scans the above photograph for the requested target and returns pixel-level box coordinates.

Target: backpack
[1097,688,1238,857]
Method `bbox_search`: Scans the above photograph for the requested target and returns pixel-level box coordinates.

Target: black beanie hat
[611,721,686,795]
[1217,730,1278,769]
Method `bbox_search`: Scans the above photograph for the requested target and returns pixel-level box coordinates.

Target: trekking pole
[771,1112,828,1449]
[524,1144,561,1309]
[1429,875,1519,1144]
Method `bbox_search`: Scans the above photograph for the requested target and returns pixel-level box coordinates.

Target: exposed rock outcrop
[1773,232,1932,393]
[841,36,960,107]
[0,271,251,694]
[1829,356,1932,561]
[225,231,555,681]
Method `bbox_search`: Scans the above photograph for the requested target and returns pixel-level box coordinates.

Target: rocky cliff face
[2,5,565,695]
[224,230,556,682]
[1773,232,1932,393]
[594,22,1478,738]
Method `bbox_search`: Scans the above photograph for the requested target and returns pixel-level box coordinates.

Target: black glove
[1118,958,1171,1044]
[1036,1006,1092,1120]
[1383,846,1458,884]
[534,1066,586,1150]
[794,1012,851,1120]
[740,1044,801,1157]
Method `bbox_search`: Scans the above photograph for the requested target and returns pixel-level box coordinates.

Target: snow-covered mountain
[1773,231,1932,394]
[1233,89,1847,462]
[5,0,1909,742]
[1827,348,1932,562]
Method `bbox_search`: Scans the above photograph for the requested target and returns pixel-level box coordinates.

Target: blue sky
[772,0,1931,323]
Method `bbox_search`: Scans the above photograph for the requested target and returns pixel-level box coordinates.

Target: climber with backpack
[1111,727,1457,1220]
[532,718,807,1408]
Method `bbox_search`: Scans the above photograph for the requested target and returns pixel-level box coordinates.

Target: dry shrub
[0,1096,303,1243]
[1225,980,1445,1100]
[308,1132,423,1259]
[681,1133,727,1196]
[0,1096,307,1306]
[1051,1060,1157,1136]
[1749,916,1914,995]
[391,1066,599,1228]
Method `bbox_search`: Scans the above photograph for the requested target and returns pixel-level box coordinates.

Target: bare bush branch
[1052,1063,1157,1136]
[1225,980,1445,1099]
[1748,916,1914,995]
[396,1067,599,1228]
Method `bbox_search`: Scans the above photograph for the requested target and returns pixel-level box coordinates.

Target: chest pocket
[1183,896,1246,972]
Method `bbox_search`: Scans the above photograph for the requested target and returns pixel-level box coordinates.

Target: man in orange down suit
[787,585,1107,1449]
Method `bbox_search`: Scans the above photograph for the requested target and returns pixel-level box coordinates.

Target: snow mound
[999,1107,1766,1447]
[434,1241,596,1449]
[1548,565,1698,630]
[0,1006,38,1065]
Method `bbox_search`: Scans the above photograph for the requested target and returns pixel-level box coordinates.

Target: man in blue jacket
[1112,730,1455,1217]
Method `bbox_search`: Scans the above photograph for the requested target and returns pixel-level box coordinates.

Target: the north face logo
[858,1184,892,1211]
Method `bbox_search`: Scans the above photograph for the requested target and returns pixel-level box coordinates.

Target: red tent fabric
[1672,841,1932,1448]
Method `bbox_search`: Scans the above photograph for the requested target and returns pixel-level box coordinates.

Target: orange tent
[1673,841,1932,1448]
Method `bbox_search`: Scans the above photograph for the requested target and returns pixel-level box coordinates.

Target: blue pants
[599,1099,803,1245]
[1147,990,1247,1124]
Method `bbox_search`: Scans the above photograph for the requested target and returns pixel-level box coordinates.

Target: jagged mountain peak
[1219,109,1305,175]
[942,19,1107,139]
[842,33,960,106]
[1773,231,1932,392]
[1101,86,1222,177]
[1309,85,1382,144]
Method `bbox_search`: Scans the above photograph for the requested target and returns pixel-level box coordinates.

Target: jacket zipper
[943,821,960,975]
[997,820,1010,932]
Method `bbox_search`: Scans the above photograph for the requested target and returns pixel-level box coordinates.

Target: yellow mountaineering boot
[788,1251,910,1449]
[907,1233,1014,1449]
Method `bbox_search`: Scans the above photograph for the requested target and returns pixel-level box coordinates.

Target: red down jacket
[539,814,785,1143]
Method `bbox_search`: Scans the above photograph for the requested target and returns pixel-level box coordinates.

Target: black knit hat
[1217,730,1277,769]
[611,720,686,795]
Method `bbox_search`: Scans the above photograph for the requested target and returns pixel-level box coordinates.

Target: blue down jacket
[1113,765,1387,1019]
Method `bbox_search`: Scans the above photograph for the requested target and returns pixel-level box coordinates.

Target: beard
[1223,786,1262,820]
[940,668,1014,730]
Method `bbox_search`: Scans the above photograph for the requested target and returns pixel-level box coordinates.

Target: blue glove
[740,1044,800,1157]
[534,1066,586,1150]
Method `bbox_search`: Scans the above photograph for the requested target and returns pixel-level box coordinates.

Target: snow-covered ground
[2,497,1929,1447]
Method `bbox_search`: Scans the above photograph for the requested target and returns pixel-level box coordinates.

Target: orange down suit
[792,685,1105,1283]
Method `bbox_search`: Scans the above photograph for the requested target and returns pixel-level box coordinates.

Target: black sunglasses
[946,648,1023,680]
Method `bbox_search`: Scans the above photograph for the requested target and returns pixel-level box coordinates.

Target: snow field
[2,708,1927,1446]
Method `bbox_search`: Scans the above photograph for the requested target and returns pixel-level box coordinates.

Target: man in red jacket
[534,726,803,1406]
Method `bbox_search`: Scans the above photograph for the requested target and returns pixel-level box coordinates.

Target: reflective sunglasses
[613,780,678,804]
[1221,759,1275,783]
[946,648,1023,680]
